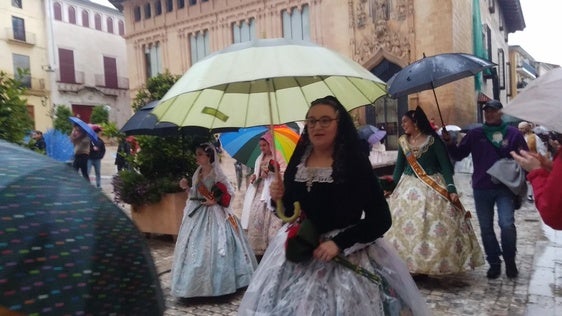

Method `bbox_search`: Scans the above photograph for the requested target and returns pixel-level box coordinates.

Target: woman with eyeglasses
[238,96,429,316]
[171,143,257,299]
[385,106,484,278]
[241,132,287,259]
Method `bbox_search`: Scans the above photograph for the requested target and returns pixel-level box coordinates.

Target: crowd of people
[51,96,560,315]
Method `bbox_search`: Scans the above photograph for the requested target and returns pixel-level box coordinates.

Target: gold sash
[398,136,470,218]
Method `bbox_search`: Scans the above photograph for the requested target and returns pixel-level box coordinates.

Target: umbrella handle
[276,201,301,223]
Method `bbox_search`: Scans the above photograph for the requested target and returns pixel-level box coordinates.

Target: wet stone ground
[98,146,560,315]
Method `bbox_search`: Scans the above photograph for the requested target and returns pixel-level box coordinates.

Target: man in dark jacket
[88,126,106,188]
[31,130,46,153]
[443,100,528,279]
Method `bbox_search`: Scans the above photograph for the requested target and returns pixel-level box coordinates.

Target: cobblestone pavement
[97,146,561,315]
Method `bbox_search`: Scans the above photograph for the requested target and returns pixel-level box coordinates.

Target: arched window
[53,2,62,21]
[144,42,162,79]
[82,10,89,27]
[95,13,102,30]
[282,5,310,41]
[145,3,152,18]
[107,17,113,34]
[232,18,256,43]
[118,20,124,36]
[190,30,210,64]
[68,6,76,24]
[134,6,141,21]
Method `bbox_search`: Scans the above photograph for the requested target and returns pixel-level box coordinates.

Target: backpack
[89,138,106,160]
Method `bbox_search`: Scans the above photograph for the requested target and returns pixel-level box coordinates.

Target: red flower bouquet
[197,181,231,207]
[378,175,396,192]
[268,159,280,172]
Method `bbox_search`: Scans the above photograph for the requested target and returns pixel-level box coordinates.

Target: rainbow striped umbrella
[220,124,300,168]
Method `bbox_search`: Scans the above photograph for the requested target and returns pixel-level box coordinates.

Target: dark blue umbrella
[68,116,98,142]
[387,53,495,128]
[120,101,233,136]
[0,140,165,315]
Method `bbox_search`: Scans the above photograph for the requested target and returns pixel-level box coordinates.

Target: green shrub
[90,105,109,124]
[53,106,73,134]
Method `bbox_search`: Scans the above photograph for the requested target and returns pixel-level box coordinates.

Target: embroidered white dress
[237,149,430,316]
[170,168,257,298]
[241,152,286,255]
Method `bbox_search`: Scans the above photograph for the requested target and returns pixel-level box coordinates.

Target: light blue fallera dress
[171,166,257,298]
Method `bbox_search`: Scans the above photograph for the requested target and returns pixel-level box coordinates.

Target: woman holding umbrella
[70,124,91,180]
[241,132,287,257]
[384,107,483,276]
[238,96,429,315]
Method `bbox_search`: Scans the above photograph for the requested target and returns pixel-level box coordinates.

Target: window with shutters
[58,48,76,83]
[82,10,89,27]
[104,56,118,89]
[68,6,76,24]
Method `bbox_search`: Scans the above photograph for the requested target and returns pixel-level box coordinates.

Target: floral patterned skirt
[237,226,431,316]
[386,174,484,275]
[246,180,283,255]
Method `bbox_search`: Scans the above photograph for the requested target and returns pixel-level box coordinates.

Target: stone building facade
[47,0,131,127]
[1,0,131,131]
[1,0,51,132]
[110,0,524,145]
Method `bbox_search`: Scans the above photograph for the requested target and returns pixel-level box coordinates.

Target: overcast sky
[89,0,561,66]
[509,0,562,66]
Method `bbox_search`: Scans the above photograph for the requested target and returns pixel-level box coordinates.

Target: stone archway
[364,57,404,150]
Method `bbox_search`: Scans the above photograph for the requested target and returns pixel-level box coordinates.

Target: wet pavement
[95,145,561,315]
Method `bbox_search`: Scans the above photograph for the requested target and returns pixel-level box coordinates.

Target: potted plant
[111,71,205,236]
[111,134,204,236]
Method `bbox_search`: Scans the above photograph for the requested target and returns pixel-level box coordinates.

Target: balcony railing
[5,28,36,46]
[31,77,46,90]
[94,74,129,89]
[56,71,85,84]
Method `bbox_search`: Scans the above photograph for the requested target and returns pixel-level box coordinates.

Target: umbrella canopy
[357,125,387,144]
[68,116,98,142]
[387,53,495,126]
[152,38,387,130]
[0,140,165,315]
[503,67,562,133]
[120,101,225,136]
[220,125,299,167]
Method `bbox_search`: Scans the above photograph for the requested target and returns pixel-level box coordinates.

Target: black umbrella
[0,140,165,315]
[387,53,495,128]
[121,101,235,136]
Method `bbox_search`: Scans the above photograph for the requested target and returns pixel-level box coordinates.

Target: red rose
[212,182,231,207]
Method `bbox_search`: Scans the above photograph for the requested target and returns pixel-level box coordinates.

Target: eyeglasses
[305,117,338,128]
